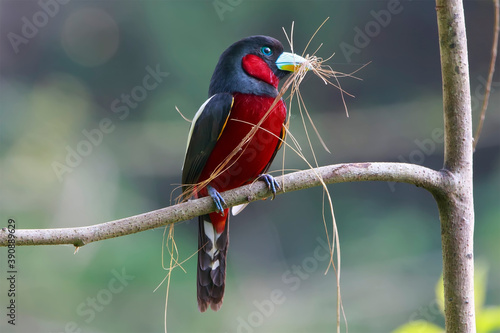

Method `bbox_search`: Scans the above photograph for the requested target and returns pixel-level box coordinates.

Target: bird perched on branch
[182,35,307,312]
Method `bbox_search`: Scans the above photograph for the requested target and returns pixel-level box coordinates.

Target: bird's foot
[207,185,226,215]
[258,174,280,200]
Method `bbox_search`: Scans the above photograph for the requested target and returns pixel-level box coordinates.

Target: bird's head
[208,35,308,97]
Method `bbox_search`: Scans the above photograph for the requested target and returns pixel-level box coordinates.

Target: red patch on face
[241,54,279,88]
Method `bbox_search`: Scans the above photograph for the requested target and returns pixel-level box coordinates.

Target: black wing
[182,93,233,197]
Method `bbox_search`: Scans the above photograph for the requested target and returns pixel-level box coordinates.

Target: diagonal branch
[0,162,447,248]
[473,0,499,151]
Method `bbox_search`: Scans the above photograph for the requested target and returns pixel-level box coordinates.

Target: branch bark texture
[436,1,475,332]
[0,162,445,247]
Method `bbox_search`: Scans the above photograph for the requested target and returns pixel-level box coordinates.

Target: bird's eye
[261,46,273,56]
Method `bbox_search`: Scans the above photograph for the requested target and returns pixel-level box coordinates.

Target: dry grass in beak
[277,18,369,333]
[282,18,369,118]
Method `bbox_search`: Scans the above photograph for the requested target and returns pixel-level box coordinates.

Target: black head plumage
[208,35,291,98]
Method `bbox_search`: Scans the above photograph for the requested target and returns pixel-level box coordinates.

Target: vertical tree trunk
[435,1,475,332]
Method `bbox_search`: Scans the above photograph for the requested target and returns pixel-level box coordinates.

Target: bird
[181,35,307,312]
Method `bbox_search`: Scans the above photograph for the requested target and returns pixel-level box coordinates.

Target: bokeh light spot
[61,7,119,67]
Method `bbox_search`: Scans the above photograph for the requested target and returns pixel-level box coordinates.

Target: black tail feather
[197,214,229,312]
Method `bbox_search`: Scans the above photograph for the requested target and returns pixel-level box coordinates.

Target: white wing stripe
[182,95,216,168]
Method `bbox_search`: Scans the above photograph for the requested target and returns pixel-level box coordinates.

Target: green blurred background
[1,1,499,332]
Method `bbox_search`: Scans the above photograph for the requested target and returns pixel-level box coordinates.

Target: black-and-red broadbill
[181,36,307,312]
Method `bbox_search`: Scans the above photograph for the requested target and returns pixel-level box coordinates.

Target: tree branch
[436,1,476,332]
[0,162,446,247]
[473,0,499,151]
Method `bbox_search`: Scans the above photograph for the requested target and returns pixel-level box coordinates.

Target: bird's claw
[258,174,280,199]
[207,186,226,215]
